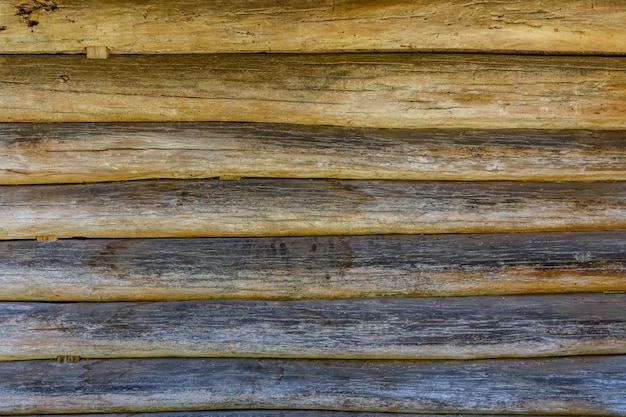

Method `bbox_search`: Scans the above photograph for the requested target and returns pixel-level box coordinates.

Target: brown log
[0,356,624,415]
[1,294,625,360]
[1,232,625,301]
[1,0,625,55]
[1,180,626,240]
[3,123,626,184]
[2,54,625,129]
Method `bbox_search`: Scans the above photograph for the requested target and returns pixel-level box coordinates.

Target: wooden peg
[86,46,109,59]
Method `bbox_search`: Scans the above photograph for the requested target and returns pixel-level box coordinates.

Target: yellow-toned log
[1,180,626,240]
[1,0,625,55]
[1,233,625,301]
[1,294,625,360]
[0,356,625,415]
[1,54,625,129]
[3,123,626,184]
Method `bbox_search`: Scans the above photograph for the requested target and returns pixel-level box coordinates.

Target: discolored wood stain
[0,232,624,301]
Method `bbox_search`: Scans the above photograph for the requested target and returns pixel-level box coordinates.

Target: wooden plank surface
[2,180,626,240]
[2,232,625,301]
[10,413,571,417]
[2,54,625,129]
[3,123,626,184]
[1,294,625,361]
[1,0,625,55]
[0,356,624,415]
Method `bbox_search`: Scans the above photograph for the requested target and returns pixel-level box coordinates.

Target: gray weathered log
[3,123,626,184]
[2,54,626,129]
[11,412,585,417]
[1,180,626,240]
[1,232,625,301]
[0,356,625,415]
[2,0,625,55]
[1,294,625,361]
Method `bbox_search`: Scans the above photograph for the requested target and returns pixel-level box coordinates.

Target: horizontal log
[1,294,625,361]
[2,180,626,240]
[0,356,624,415]
[2,232,625,301]
[1,0,625,55]
[3,123,626,184]
[10,413,569,417]
[2,54,626,129]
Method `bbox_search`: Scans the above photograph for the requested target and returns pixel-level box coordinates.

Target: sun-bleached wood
[1,294,625,361]
[1,180,626,240]
[1,356,625,415]
[1,232,625,301]
[3,123,626,184]
[2,54,625,129]
[1,0,625,55]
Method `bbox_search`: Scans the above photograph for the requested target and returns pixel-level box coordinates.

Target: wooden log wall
[1,1,626,416]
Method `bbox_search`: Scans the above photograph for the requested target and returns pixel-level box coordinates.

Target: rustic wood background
[1,1,625,416]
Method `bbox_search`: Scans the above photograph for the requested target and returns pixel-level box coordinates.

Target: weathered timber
[1,0,625,55]
[1,294,625,361]
[2,54,626,129]
[0,356,625,415]
[2,180,626,240]
[9,413,584,417]
[3,123,626,184]
[1,232,625,301]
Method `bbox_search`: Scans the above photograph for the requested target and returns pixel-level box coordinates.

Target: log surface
[1,294,625,360]
[0,356,624,415]
[9,413,572,417]
[1,0,625,55]
[3,123,626,184]
[1,180,626,240]
[1,232,625,301]
[2,54,626,129]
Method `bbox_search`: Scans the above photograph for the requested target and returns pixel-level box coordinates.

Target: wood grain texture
[10,413,571,417]
[1,294,625,360]
[3,123,626,184]
[0,356,625,415]
[1,232,625,301]
[1,0,625,55]
[2,180,626,240]
[2,54,626,129]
